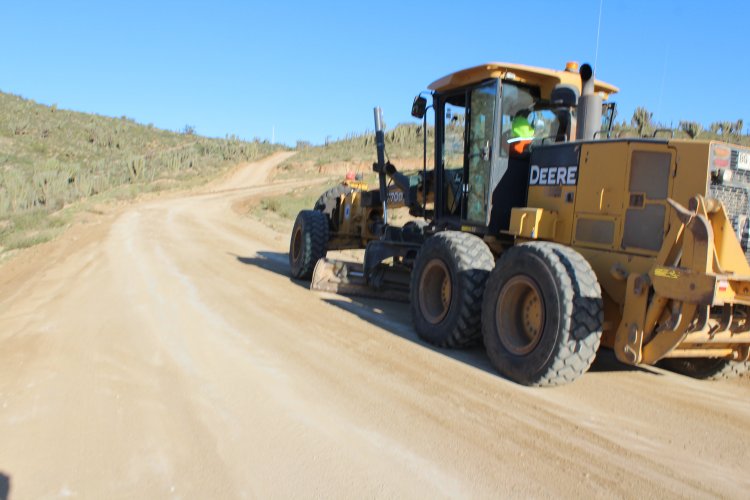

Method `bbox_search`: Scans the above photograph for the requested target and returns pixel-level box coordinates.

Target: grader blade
[311,258,367,294]
[310,258,410,302]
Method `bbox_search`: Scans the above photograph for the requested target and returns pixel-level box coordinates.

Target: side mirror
[411,96,427,119]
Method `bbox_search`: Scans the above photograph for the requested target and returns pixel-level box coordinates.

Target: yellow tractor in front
[289,61,750,386]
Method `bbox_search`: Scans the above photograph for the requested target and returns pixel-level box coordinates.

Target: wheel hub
[419,259,452,324]
[495,275,545,356]
[292,227,302,261]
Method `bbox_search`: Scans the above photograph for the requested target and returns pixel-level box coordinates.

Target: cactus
[679,121,703,139]
[631,107,653,136]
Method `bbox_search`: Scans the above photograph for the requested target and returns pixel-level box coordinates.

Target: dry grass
[0,91,284,253]
[249,123,430,231]
[250,184,331,232]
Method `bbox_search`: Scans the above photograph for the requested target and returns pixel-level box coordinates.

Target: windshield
[500,81,566,155]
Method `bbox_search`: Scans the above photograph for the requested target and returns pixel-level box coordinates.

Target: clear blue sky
[2,0,748,145]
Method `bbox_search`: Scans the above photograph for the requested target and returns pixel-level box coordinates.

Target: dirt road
[1,152,748,498]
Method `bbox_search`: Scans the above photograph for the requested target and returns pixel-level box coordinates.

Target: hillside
[275,123,432,180]
[0,92,283,252]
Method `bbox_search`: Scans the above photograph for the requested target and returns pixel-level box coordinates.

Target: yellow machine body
[296,59,750,378]
[511,139,750,364]
[428,61,619,98]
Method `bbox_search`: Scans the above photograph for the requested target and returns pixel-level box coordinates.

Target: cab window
[500,82,563,155]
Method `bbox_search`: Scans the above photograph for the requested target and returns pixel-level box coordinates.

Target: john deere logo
[529,165,578,186]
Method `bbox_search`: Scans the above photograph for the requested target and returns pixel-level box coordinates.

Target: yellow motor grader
[289,61,750,386]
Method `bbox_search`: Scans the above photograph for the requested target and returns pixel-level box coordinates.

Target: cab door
[463,80,499,226]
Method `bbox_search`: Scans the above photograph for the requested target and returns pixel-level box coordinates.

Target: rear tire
[410,231,494,348]
[660,358,750,380]
[482,242,603,386]
[289,210,329,280]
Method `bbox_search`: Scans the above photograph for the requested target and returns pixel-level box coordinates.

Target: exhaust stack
[576,63,603,141]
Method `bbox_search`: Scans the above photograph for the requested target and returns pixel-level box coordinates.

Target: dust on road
[0,152,748,498]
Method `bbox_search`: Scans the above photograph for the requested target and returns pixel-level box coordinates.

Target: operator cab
[416,62,618,237]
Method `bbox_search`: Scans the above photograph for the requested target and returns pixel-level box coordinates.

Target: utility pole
[272,126,275,144]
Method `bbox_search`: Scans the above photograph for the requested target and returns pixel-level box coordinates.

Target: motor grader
[289,61,750,386]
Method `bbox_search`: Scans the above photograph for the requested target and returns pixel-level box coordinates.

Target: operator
[507,113,535,155]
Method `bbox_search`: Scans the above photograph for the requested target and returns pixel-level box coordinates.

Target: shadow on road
[322,295,499,376]
[234,251,656,381]
[232,251,309,290]
[322,294,656,381]
[0,472,10,500]
[588,349,660,375]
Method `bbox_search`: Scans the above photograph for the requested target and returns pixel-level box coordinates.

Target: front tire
[289,210,329,280]
[314,185,353,226]
[482,242,603,386]
[410,231,494,348]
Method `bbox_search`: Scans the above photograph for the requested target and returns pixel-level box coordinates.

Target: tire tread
[289,210,329,279]
[483,242,603,386]
[411,231,494,348]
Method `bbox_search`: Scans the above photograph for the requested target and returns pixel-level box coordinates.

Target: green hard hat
[511,115,534,138]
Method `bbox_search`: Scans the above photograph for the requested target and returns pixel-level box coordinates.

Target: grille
[729,166,750,185]
[709,183,750,261]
